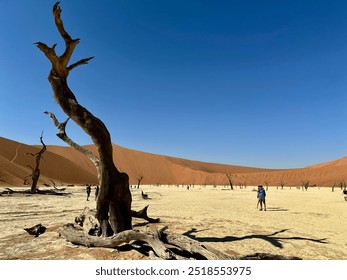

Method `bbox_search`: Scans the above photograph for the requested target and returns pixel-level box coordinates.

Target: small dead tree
[225,173,234,190]
[24,133,46,194]
[136,174,144,189]
[339,180,346,190]
[279,177,286,190]
[301,180,310,191]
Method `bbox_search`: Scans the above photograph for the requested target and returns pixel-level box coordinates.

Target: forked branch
[36,2,93,78]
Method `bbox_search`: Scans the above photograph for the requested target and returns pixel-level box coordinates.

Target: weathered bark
[163,232,234,260]
[44,111,101,181]
[59,223,173,259]
[36,2,132,235]
[74,206,159,231]
[60,209,301,260]
[45,111,159,225]
[25,134,46,193]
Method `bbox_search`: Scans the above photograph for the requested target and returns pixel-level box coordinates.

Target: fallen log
[59,208,301,260]
[0,187,70,196]
[163,231,234,260]
[59,223,174,260]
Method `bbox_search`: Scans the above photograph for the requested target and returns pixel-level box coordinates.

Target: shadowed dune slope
[0,136,346,187]
[0,137,97,186]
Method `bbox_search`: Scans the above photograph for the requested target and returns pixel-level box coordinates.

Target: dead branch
[131,205,159,223]
[59,209,301,260]
[59,223,174,259]
[44,111,101,178]
[0,187,69,196]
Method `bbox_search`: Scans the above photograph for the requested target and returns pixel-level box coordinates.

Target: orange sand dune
[0,136,346,187]
[0,137,97,186]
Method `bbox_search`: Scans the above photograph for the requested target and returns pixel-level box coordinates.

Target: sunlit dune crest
[0,136,346,187]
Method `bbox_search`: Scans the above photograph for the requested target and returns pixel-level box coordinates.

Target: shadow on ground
[183,228,328,249]
[265,207,289,212]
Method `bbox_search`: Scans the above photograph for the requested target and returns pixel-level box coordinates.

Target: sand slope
[0,136,346,187]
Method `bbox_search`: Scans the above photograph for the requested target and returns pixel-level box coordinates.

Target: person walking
[257,185,266,211]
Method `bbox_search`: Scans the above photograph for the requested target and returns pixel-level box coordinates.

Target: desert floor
[0,185,346,260]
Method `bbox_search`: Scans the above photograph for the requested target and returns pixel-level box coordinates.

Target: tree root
[59,208,302,260]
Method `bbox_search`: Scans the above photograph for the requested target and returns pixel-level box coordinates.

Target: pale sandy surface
[0,185,346,260]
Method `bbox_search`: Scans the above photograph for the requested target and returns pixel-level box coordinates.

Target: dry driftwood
[163,232,234,260]
[0,187,69,196]
[59,208,301,260]
[60,223,174,260]
[131,205,160,223]
[24,223,47,237]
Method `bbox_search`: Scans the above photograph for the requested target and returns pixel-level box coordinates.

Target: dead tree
[339,180,346,190]
[34,3,301,260]
[136,174,144,189]
[25,133,46,194]
[301,180,310,191]
[225,173,234,190]
[36,2,131,235]
[279,177,286,190]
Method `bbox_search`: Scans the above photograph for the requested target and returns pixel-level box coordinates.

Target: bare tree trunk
[36,2,131,235]
[225,173,234,190]
[137,175,143,189]
[25,134,46,194]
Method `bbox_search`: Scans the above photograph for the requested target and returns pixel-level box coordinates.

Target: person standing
[86,185,91,201]
[257,185,266,211]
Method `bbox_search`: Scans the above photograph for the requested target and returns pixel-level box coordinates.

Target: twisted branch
[44,111,101,178]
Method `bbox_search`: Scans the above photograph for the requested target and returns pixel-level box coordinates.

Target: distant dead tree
[225,173,234,190]
[338,180,346,190]
[279,178,286,190]
[136,174,144,189]
[24,133,46,194]
[264,181,269,191]
[301,180,310,191]
[331,182,336,192]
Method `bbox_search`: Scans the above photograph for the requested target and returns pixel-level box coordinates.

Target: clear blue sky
[0,0,346,168]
